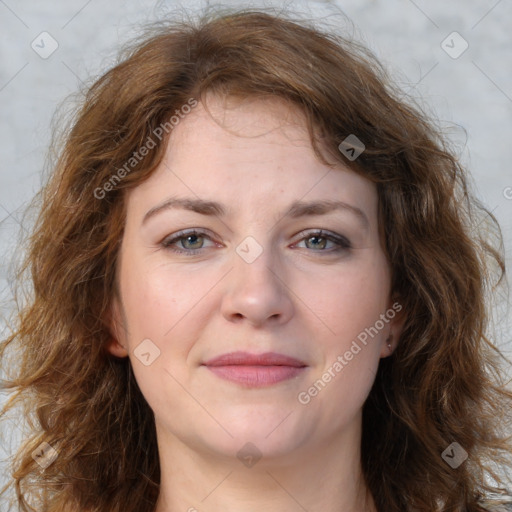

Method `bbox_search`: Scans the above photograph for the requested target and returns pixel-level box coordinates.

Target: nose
[220,243,294,328]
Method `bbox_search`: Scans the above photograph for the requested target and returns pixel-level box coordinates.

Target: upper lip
[202,351,307,367]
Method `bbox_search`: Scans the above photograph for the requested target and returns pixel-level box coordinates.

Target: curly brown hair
[1,6,511,512]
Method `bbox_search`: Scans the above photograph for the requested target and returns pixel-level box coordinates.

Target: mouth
[201,351,308,387]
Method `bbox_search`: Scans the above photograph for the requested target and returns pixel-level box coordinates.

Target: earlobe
[379,299,406,358]
[104,297,129,358]
[380,333,395,358]
[386,334,393,353]
[106,338,129,358]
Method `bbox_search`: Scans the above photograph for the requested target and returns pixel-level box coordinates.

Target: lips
[203,351,307,367]
[202,351,308,387]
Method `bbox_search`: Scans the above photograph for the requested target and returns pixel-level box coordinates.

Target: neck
[153,419,377,512]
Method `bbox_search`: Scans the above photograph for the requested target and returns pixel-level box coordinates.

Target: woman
[1,7,511,512]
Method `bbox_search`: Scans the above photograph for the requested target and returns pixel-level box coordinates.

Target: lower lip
[204,365,306,387]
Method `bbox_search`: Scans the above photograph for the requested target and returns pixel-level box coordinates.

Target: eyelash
[160,229,351,255]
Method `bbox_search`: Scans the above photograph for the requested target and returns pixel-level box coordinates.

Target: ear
[379,298,406,359]
[104,295,129,358]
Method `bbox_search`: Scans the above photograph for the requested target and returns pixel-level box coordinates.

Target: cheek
[305,255,391,345]
[297,261,389,427]
[118,258,210,417]
[119,256,212,342]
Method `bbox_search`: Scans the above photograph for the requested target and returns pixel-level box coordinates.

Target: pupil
[308,236,326,249]
[186,235,201,248]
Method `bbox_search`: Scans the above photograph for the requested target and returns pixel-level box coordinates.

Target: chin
[201,413,310,457]
[199,432,303,465]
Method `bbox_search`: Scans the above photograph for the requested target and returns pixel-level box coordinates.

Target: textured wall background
[1,0,511,503]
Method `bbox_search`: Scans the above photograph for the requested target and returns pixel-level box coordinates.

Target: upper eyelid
[294,228,349,242]
[162,228,216,244]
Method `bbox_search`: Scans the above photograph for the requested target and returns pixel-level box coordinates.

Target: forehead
[126,95,378,225]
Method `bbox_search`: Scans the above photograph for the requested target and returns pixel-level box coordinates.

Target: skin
[107,94,405,512]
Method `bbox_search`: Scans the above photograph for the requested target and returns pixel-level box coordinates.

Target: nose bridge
[221,231,293,325]
[233,232,282,294]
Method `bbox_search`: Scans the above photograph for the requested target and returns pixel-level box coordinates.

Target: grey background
[1,0,511,503]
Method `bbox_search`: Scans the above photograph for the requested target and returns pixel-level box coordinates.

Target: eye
[160,228,351,256]
[293,230,351,253]
[161,229,216,254]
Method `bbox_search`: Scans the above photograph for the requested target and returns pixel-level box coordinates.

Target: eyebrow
[142,196,370,229]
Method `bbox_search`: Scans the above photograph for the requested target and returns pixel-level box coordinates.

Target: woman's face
[108,95,402,463]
